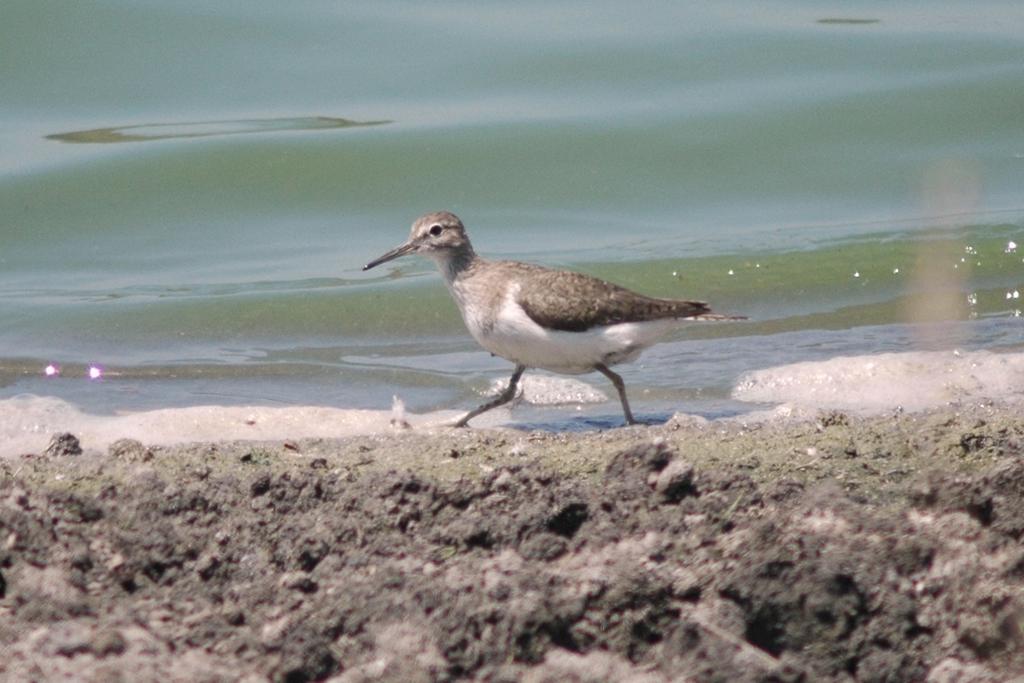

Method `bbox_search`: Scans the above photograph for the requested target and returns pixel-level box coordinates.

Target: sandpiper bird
[364,211,744,427]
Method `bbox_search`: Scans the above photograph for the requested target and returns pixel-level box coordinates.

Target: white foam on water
[0,395,469,459]
[7,349,1020,457]
[732,349,1024,415]
[485,374,608,405]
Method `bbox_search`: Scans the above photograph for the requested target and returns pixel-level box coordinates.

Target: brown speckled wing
[511,263,711,332]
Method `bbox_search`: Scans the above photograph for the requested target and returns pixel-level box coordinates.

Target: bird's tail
[687,312,747,321]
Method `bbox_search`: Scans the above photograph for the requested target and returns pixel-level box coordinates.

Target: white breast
[454,282,680,374]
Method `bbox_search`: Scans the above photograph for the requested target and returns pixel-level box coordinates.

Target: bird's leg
[453,364,527,428]
[595,363,638,425]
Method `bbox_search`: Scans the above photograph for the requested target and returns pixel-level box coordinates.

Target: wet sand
[1,404,1023,682]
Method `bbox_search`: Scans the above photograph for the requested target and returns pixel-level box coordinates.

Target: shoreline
[2,402,1022,681]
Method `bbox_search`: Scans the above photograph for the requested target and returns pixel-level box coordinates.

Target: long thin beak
[363,240,416,271]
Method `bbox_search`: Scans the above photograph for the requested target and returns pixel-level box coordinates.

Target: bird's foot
[450,414,472,428]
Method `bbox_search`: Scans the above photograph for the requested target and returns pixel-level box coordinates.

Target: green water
[1,1,1023,420]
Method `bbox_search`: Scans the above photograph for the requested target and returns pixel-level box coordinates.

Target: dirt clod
[45,432,82,457]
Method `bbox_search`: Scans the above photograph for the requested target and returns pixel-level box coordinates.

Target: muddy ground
[1,404,1023,682]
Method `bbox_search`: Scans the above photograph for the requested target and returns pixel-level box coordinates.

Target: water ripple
[46,116,390,144]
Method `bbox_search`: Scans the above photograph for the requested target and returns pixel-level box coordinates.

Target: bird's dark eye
[429,224,443,236]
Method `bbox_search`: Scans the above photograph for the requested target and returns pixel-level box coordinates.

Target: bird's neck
[432,246,479,285]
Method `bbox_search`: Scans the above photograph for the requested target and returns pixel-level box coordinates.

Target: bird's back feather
[507,262,713,332]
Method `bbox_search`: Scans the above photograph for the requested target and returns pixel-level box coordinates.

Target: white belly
[458,286,680,374]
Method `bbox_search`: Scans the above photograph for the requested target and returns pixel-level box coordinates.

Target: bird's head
[363,211,472,271]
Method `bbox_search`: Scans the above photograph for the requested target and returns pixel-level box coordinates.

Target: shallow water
[2,1,1023,437]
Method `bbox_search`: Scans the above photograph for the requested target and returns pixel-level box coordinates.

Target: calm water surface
[2,1,1023,424]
